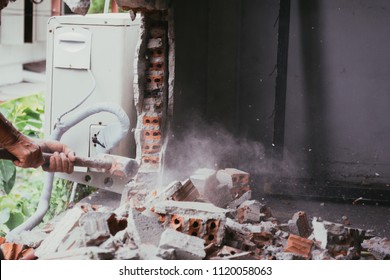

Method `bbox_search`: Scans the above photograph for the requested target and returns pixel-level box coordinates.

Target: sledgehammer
[0,149,139,179]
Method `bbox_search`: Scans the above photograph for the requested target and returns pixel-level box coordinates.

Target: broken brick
[251,232,274,248]
[187,218,203,237]
[150,180,200,203]
[216,168,250,187]
[285,234,313,259]
[216,168,251,200]
[153,200,227,245]
[171,179,200,202]
[204,219,220,245]
[312,217,366,257]
[170,214,185,231]
[1,242,24,260]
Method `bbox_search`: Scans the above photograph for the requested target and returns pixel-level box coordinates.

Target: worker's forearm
[0,112,21,148]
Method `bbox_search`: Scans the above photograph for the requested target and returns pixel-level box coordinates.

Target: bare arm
[0,113,75,173]
[0,112,44,168]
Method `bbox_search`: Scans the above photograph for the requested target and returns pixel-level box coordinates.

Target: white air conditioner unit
[45,13,140,193]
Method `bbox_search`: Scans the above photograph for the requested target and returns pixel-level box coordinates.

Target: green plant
[0,93,45,235]
[0,93,45,138]
[0,93,94,236]
[87,0,126,14]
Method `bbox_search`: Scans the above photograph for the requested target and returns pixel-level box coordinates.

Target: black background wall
[166,0,390,199]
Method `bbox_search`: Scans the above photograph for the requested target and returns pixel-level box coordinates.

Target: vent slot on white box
[53,27,92,70]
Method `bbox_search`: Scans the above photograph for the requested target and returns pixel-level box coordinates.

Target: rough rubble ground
[1,168,389,260]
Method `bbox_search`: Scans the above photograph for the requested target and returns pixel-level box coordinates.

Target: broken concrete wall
[122,0,174,190]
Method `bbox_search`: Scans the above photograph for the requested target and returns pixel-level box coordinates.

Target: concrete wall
[286,0,390,183]
[170,0,390,185]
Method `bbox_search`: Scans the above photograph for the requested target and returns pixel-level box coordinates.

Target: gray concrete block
[158,228,206,260]
[237,200,262,224]
[190,168,218,198]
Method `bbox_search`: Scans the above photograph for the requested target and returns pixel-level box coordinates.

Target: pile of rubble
[3,168,390,260]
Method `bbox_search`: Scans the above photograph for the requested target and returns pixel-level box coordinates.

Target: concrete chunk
[216,168,249,187]
[226,218,276,235]
[13,230,47,249]
[208,183,233,208]
[237,200,263,224]
[153,200,228,217]
[115,247,140,260]
[151,180,200,203]
[79,212,111,246]
[157,228,206,260]
[227,190,252,209]
[312,217,328,249]
[288,211,312,238]
[311,249,332,260]
[35,206,85,258]
[312,217,365,257]
[362,237,390,259]
[190,168,218,198]
[127,208,165,246]
[56,228,85,252]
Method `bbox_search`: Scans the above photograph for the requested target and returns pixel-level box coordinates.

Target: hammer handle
[0,149,112,170]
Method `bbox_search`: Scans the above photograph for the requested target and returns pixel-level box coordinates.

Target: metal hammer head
[95,154,139,179]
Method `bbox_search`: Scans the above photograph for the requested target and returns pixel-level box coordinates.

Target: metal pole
[273,0,291,160]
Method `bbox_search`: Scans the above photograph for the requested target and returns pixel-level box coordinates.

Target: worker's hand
[4,134,44,168]
[38,140,76,174]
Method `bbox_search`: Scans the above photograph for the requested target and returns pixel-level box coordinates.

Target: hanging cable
[57,69,97,123]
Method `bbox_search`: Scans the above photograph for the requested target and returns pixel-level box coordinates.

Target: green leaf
[0,160,16,194]
[21,201,30,217]
[23,107,41,120]
[0,196,17,211]
[5,211,25,229]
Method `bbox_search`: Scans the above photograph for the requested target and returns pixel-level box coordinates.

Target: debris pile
[5,168,390,260]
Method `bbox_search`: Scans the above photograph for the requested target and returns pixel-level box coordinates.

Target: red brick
[285,234,313,259]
